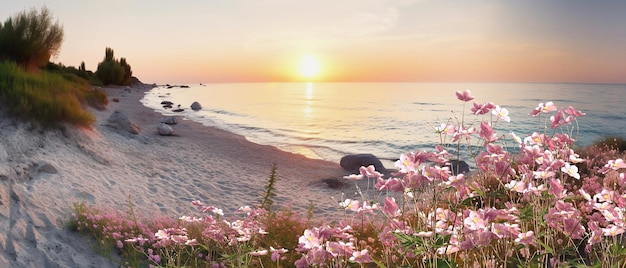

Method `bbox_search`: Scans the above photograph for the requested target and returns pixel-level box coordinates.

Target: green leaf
[372,259,388,268]
[536,239,554,254]
[460,196,482,207]
[469,183,485,197]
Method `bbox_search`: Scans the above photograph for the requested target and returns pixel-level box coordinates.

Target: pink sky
[2,1,626,84]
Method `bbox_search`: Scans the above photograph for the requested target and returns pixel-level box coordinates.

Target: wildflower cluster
[73,200,276,267]
[310,90,625,267]
[70,89,625,267]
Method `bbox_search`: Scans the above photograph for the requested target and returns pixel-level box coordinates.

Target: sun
[298,55,321,79]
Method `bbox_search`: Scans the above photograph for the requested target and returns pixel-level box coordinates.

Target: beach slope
[0,84,347,267]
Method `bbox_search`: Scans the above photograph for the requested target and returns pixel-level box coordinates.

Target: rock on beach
[158,123,174,136]
[106,110,140,134]
[161,116,178,125]
[191,101,202,111]
[340,154,387,174]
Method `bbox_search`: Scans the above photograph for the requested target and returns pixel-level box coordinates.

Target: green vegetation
[96,47,133,86]
[45,61,104,87]
[0,7,63,71]
[259,162,278,213]
[0,61,107,126]
[0,6,122,126]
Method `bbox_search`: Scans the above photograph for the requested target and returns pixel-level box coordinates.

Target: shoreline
[0,83,350,267]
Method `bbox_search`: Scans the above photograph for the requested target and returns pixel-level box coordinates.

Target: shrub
[0,6,63,71]
[0,61,102,126]
[95,47,133,86]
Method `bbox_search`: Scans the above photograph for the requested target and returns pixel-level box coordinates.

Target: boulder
[158,123,174,136]
[190,101,202,111]
[161,116,178,125]
[160,101,174,105]
[37,162,58,174]
[107,110,140,134]
[449,160,470,175]
[340,154,386,174]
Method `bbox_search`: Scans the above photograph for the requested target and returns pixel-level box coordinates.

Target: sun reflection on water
[304,82,314,118]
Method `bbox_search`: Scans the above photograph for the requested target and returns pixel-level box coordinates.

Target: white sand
[0,84,351,267]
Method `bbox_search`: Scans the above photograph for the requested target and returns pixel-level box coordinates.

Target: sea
[141,82,626,168]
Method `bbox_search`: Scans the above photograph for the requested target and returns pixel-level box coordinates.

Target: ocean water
[141,82,626,168]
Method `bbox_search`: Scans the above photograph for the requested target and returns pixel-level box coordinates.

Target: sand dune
[0,84,350,267]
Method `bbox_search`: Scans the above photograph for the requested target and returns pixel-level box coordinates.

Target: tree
[0,6,64,71]
[119,57,132,84]
[95,47,133,85]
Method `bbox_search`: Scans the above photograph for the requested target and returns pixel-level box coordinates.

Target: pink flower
[325,241,354,257]
[565,106,585,117]
[339,199,360,212]
[515,231,536,246]
[548,178,566,199]
[530,101,557,116]
[492,105,510,122]
[602,225,625,236]
[455,90,475,102]
[270,246,289,262]
[436,123,456,135]
[298,229,322,249]
[471,102,496,115]
[569,153,584,164]
[479,121,497,143]
[492,223,520,239]
[343,174,364,180]
[464,210,487,230]
[446,174,465,188]
[524,132,546,146]
[383,197,400,217]
[359,165,382,179]
[375,177,404,192]
[602,159,626,174]
[510,132,523,146]
[534,170,555,180]
[561,163,580,180]
[437,244,461,255]
[545,201,585,239]
[549,111,565,129]
[594,189,616,203]
[601,206,623,224]
[587,221,603,245]
[452,124,475,142]
[349,249,373,263]
[249,249,268,256]
[357,201,378,215]
[579,189,593,202]
[505,179,527,194]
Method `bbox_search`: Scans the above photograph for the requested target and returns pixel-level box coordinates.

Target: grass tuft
[0,61,105,126]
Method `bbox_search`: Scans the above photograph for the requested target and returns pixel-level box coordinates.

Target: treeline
[0,7,134,86]
[0,6,134,126]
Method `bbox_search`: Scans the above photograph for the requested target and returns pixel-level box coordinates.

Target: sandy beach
[0,83,350,267]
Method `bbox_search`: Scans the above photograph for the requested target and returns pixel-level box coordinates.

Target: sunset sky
[2,1,626,84]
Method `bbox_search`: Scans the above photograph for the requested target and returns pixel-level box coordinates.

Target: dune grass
[0,61,107,127]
